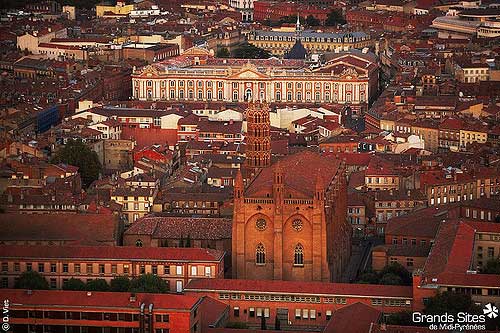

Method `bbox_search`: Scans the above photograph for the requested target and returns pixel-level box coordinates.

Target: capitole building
[131,47,379,114]
[232,150,351,282]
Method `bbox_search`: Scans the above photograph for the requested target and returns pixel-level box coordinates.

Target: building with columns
[232,151,351,282]
[131,48,379,114]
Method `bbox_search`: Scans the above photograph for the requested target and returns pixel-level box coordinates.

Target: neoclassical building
[232,151,351,282]
[131,48,379,113]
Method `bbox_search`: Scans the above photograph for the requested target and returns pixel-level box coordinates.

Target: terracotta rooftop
[124,216,232,240]
[245,151,342,199]
[422,220,475,281]
[324,302,381,333]
[385,206,446,239]
[0,212,119,245]
[0,245,224,262]
[185,279,413,299]
[1,289,199,311]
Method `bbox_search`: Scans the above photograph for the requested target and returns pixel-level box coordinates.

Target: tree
[386,311,415,326]
[424,291,475,316]
[110,276,131,292]
[357,270,379,284]
[380,262,412,285]
[278,15,302,25]
[379,273,404,285]
[216,47,230,58]
[482,258,500,274]
[129,274,169,294]
[86,279,110,292]
[14,271,49,290]
[232,43,271,59]
[306,15,320,27]
[325,9,346,26]
[63,278,86,291]
[50,139,101,188]
[357,263,411,285]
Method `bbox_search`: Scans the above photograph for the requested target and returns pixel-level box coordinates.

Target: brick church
[232,103,351,281]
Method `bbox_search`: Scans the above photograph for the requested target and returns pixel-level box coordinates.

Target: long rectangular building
[2,289,203,333]
[131,48,379,114]
[0,245,224,293]
[184,278,413,330]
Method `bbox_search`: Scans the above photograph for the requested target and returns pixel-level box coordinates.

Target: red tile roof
[324,302,381,333]
[0,213,119,245]
[185,279,413,299]
[245,151,342,199]
[125,216,232,240]
[385,206,445,239]
[1,289,199,311]
[0,245,224,262]
[422,220,475,282]
[464,220,500,234]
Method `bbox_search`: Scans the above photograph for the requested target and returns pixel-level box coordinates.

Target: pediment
[229,68,268,79]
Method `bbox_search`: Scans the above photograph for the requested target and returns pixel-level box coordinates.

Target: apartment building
[0,245,224,293]
[3,289,203,333]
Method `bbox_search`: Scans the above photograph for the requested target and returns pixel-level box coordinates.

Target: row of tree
[263,10,346,28]
[217,43,271,59]
[14,271,169,294]
[357,263,412,286]
[387,291,500,330]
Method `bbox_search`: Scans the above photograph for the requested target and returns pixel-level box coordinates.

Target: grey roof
[285,40,307,60]
[253,29,368,40]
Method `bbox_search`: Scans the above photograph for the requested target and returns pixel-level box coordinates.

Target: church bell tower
[245,102,271,172]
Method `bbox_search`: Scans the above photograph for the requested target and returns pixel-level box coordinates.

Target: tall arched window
[256,243,265,264]
[294,244,304,266]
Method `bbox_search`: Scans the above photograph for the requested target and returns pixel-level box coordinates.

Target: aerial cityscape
[0,0,499,332]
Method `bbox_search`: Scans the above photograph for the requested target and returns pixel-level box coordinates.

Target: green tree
[482,258,500,274]
[325,9,346,26]
[129,274,169,294]
[63,278,86,291]
[110,276,131,292]
[357,270,379,284]
[380,262,412,285]
[14,271,49,290]
[386,311,415,326]
[216,47,230,58]
[424,291,475,316]
[279,15,301,25]
[50,139,101,188]
[86,279,110,291]
[306,15,320,27]
[232,43,271,59]
[379,273,404,285]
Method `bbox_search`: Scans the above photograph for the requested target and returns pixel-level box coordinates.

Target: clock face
[256,218,267,231]
[292,219,303,232]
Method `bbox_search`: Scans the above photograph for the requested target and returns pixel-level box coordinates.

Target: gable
[229,68,268,79]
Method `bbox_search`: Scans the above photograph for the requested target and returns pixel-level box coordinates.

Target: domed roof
[284,39,307,60]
